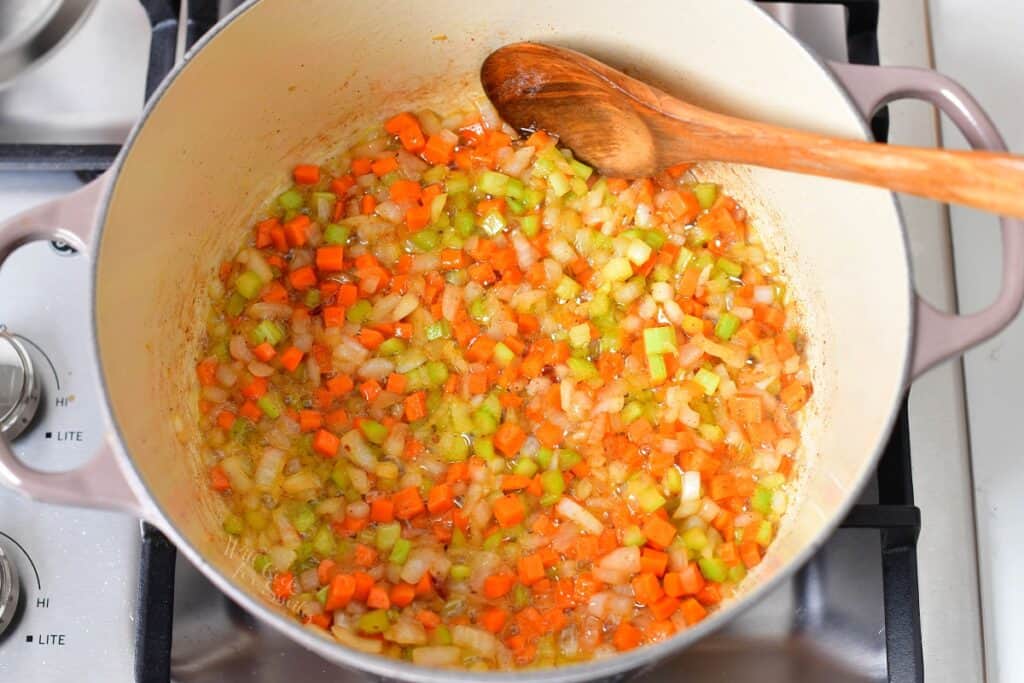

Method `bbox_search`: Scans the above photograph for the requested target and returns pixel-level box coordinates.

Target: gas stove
[0,2,989,683]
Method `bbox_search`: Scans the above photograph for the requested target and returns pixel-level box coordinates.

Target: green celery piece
[514,458,539,477]
[474,435,496,460]
[225,292,247,317]
[492,342,515,367]
[752,487,773,514]
[472,410,498,436]
[357,610,391,634]
[303,289,321,308]
[376,522,401,551]
[257,393,283,419]
[323,223,349,245]
[235,271,264,300]
[756,520,774,546]
[425,360,449,386]
[445,173,470,194]
[277,189,304,210]
[637,486,667,512]
[520,214,540,237]
[389,538,411,564]
[648,354,668,383]
[623,525,646,547]
[715,313,741,341]
[505,178,526,200]
[535,447,553,470]
[513,584,531,609]
[478,170,511,196]
[558,449,581,471]
[566,357,598,380]
[347,300,372,324]
[540,470,565,495]
[643,326,677,355]
[450,564,471,580]
[694,367,721,395]
[291,504,316,533]
[548,171,570,197]
[569,159,593,180]
[252,554,272,574]
[425,320,451,340]
[222,514,244,535]
[312,526,335,555]
[360,419,388,444]
[410,229,441,252]
[698,556,728,583]
[693,183,718,210]
[555,276,582,301]
[621,401,644,424]
[682,526,708,551]
[642,229,667,249]
[715,257,742,278]
[378,338,405,356]
[453,210,475,237]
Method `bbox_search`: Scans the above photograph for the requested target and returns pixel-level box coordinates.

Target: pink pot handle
[829,61,1024,379]
[0,173,144,516]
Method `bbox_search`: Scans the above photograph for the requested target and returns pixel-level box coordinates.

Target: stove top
[0,2,977,682]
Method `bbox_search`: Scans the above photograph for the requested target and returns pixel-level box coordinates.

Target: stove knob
[0,329,40,441]
[0,544,19,637]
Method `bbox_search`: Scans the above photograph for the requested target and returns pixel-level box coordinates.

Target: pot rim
[88,0,914,680]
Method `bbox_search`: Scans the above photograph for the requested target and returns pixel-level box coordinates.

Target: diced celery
[675,247,694,272]
[623,525,646,547]
[541,470,565,496]
[752,486,773,515]
[728,564,747,583]
[715,257,742,278]
[523,188,545,210]
[358,610,391,634]
[480,211,506,236]
[555,276,582,301]
[698,556,728,583]
[277,189,304,210]
[682,526,708,551]
[473,409,498,436]
[315,585,329,605]
[468,297,489,322]
[291,504,316,533]
[514,458,539,477]
[756,520,773,546]
[694,367,721,395]
[360,419,388,445]
[512,583,531,609]
[681,315,704,336]
[662,467,682,494]
[347,300,373,324]
[445,173,470,194]
[601,257,632,283]
[441,433,469,462]
[535,447,553,470]
[389,538,411,564]
[557,449,581,471]
[568,323,591,349]
[225,292,247,317]
[425,360,449,386]
[473,436,496,461]
[648,354,668,383]
[244,508,269,531]
[492,342,515,367]
[483,532,502,551]
[376,522,401,551]
[621,401,644,424]
[570,177,588,196]
[448,209,473,237]
[410,229,441,251]
[222,514,244,535]
[652,264,673,282]
[378,338,405,356]
[235,270,264,299]
[505,197,525,215]
[520,214,540,237]
[589,292,612,318]
[642,229,667,249]
[505,177,526,199]
[643,326,677,355]
[567,357,598,380]
[478,171,511,196]
[330,462,349,490]
[422,164,449,184]
[450,564,471,580]
[425,320,450,340]
[760,473,786,490]
[257,393,283,419]
[569,159,593,180]
[548,171,570,197]
[304,289,321,308]
[693,183,718,210]
[698,423,723,442]
[636,484,666,512]
[313,525,335,555]
[715,313,741,341]
[252,554,272,574]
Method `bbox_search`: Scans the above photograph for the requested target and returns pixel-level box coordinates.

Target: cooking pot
[1,1,1021,680]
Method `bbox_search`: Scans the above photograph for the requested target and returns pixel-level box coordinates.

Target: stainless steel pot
[1,1,1021,680]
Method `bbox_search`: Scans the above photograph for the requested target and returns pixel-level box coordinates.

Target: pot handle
[829,61,1024,378]
[0,173,145,517]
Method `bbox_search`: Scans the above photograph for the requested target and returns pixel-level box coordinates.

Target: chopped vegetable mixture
[196,103,812,669]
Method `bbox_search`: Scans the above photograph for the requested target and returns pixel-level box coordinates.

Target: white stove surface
[0,1,1014,682]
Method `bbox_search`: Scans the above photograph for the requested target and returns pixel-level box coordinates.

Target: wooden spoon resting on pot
[481,42,1024,218]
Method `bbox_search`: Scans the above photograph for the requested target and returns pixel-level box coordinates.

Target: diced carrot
[479,607,507,633]
[271,572,294,600]
[322,306,346,328]
[393,486,425,519]
[417,610,441,629]
[632,572,664,605]
[293,164,320,185]
[535,420,563,448]
[289,265,318,290]
[370,497,394,523]
[681,597,708,625]
[260,281,288,304]
[728,395,763,424]
[279,346,304,372]
[517,553,545,585]
[215,410,236,431]
[354,543,378,568]
[422,134,456,165]
[284,215,310,247]
[642,516,677,550]
[466,335,496,362]
[426,484,454,515]
[360,194,377,215]
[316,559,338,586]
[351,572,374,602]
[209,465,231,491]
[467,371,488,395]
[196,358,218,387]
[371,156,398,176]
[493,422,526,457]
[641,548,669,577]
[492,494,525,528]
[316,246,345,272]
[780,380,808,411]
[298,410,322,432]
[613,622,642,651]
[312,429,340,458]
[405,204,431,230]
[330,174,355,196]
[239,401,262,422]
[252,342,276,362]
[439,248,467,270]
[404,391,427,421]
[241,376,267,400]
[650,595,681,621]
[359,379,382,402]
[501,475,532,492]
[390,583,416,608]
[483,573,515,599]
[740,541,762,568]
[385,373,407,394]
[366,585,391,609]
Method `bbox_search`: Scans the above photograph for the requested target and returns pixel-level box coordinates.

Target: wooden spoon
[481,42,1024,218]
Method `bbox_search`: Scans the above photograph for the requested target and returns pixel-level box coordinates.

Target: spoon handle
[671,112,1024,218]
